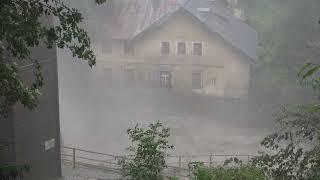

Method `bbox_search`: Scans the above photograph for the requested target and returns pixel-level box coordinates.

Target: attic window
[193,42,203,56]
[161,41,170,55]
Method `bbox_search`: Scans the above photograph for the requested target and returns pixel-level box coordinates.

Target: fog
[57,0,319,156]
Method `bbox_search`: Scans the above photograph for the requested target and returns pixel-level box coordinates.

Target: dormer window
[161,41,170,55]
[193,42,203,56]
[177,42,186,55]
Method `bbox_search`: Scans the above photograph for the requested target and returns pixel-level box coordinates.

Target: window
[192,72,202,89]
[161,41,170,55]
[177,42,186,55]
[124,41,134,55]
[124,69,135,83]
[160,71,171,88]
[193,42,203,56]
[208,78,216,87]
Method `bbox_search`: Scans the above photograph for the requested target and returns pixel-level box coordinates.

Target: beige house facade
[95,0,257,98]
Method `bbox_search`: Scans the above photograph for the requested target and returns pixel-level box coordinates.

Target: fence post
[72,148,76,169]
[121,156,126,176]
[178,156,182,175]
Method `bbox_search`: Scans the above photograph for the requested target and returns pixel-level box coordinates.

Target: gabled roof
[107,0,257,60]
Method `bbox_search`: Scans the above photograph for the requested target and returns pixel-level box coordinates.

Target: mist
[57,0,319,156]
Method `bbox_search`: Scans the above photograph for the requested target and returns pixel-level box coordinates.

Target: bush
[122,121,174,180]
[191,166,266,180]
[189,159,266,180]
[168,176,179,180]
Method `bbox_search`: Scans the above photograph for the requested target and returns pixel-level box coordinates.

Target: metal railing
[61,146,124,173]
[167,154,254,168]
[165,154,254,177]
[61,146,254,177]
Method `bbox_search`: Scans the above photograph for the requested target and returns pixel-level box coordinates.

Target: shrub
[168,176,179,180]
[189,158,266,180]
[122,121,174,180]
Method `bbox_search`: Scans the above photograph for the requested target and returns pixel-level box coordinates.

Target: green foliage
[0,0,111,118]
[0,0,108,179]
[95,0,109,4]
[298,63,320,89]
[168,176,179,180]
[189,159,266,180]
[0,59,43,118]
[242,1,320,175]
[252,104,320,179]
[122,121,174,180]
[250,64,320,179]
[0,164,30,180]
[191,166,266,180]
[241,0,320,102]
[0,138,30,179]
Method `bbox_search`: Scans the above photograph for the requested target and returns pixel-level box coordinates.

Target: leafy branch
[0,0,111,118]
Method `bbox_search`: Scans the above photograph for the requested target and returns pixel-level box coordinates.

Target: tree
[0,0,109,118]
[122,121,174,180]
[240,1,320,176]
[0,0,108,178]
[251,64,320,179]
[240,0,320,103]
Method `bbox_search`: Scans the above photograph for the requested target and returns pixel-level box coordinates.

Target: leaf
[95,0,108,4]
[302,65,320,79]
[0,0,99,118]
[298,63,312,77]
[0,164,30,179]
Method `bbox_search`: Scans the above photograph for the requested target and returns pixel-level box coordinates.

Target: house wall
[98,10,251,98]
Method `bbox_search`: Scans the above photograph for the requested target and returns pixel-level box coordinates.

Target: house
[96,0,257,98]
[0,16,61,180]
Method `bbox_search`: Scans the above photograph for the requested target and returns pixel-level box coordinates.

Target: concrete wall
[98,10,251,98]
[0,16,61,180]
[12,46,61,180]
[0,112,16,164]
